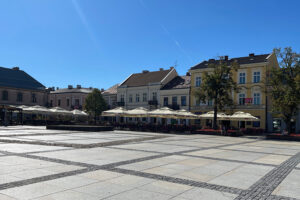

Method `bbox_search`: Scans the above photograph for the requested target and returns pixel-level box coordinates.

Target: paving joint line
[234,152,300,200]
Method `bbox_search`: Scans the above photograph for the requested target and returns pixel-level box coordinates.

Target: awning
[102,107,127,117]
[228,111,260,121]
[123,107,149,117]
[148,107,178,118]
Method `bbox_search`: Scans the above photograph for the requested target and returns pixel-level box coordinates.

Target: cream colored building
[48,85,93,110]
[117,67,178,110]
[189,53,281,132]
[160,74,191,111]
[0,66,48,107]
[102,84,119,109]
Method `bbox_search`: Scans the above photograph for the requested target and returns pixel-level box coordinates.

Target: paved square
[0,126,299,199]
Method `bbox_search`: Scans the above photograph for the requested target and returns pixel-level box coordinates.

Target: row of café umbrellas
[102,107,259,121]
[16,105,88,116]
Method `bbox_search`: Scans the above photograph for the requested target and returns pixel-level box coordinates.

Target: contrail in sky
[139,0,194,64]
[71,0,99,47]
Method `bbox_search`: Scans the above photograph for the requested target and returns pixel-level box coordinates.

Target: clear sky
[0,0,299,90]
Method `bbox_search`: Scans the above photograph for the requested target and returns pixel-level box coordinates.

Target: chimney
[52,87,55,91]
[12,66,19,70]
[249,53,255,57]
[170,66,174,69]
[159,68,164,71]
[142,70,149,73]
[68,85,73,89]
[186,72,191,76]
[56,87,59,90]
[101,88,105,92]
[224,55,229,61]
[89,87,93,90]
[76,85,81,89]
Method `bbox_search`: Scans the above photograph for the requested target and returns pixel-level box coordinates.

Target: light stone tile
[78,170,124,181]
[0,182,65,200]
[33,190,99,200]
[177,187,237,200]
[208,164,273,189]
[138,180,192,196]
[45,175,99,189]
[272,169,300,199]
[104,188,172,200]
[0,193,17,200]
[107,175,154,187]
[73,181,133,199]
[253,155,290,165]
[0,174,22,184]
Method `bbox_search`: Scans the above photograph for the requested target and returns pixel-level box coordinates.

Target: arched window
[2,91,8,100]
[17,92,23,102]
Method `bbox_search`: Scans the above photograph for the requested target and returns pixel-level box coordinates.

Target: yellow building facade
[189,53,279,130]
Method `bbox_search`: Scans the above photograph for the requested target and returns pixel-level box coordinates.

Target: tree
[269,47,300,134]
[84,88,107,123]
[193,59,239,129]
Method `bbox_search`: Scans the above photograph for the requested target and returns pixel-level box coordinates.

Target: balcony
[148,100,158,105]
[117,102,125,106]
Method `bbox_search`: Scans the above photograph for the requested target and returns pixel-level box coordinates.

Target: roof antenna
[174,60,178,69]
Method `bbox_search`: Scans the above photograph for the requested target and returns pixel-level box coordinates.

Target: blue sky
[0,0,299,89]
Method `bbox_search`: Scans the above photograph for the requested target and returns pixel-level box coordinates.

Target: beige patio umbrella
[72,109,88,116]
[175,109,198,119]
[229,111,259,121]
[123,107,149,117]
[198,111,230,120]
[49,107,72,115]
[148,107,178,119]
[21,105,52,114]
[101,107,127,117]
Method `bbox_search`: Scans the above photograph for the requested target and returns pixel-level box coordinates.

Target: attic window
[250,58,254,61]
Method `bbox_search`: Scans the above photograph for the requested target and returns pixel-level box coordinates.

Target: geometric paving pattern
[0,126,300,199]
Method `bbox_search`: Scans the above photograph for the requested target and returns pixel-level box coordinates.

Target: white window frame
[195,77,201,87]
[253,71,261,83]
[136,94,140,102]
[239,72,246,84]
[129,94,133,103]
[253,93,260,105]
[239,93,245,105]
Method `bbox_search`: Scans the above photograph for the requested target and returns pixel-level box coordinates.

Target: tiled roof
[102,84,119,95]
[190,53,271,70]
[120,69,172,87]
[0,66,45,90]
[50,88,93,94]
[161,75,191,90]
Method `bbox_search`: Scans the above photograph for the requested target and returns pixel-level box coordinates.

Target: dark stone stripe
[234,152,300,200]
[109,167,244,195]
[216,147,293,157]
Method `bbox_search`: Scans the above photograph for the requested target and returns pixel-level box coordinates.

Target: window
[75,99,80,106]
[67,99,70,106]
[129,94,133,103]
[17,93,23,102]
[120,94,125,102]
[253,71,260,83]
[163,97,168,106]
[172,96,177,105]
[239,72,246,84]
[2,91,8,100]
[195,77,201,87]
[152,92,157,101]
[58,99,61,106]
[253,116,261,127]
[136,94,140,102]
[31,93,37,103]
[142,93,147,102]
[239,93,245,105]
[181,96,186,106]
[253,93,260,105]
[50,100,53,107]
[195,98,200,106]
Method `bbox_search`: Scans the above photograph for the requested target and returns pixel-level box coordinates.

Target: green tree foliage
[270,47,300,134]
[193,59,239,129]
[84,88,107,123]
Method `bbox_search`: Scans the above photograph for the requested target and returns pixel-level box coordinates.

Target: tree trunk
[286,118,292,135]
[213,100,218,130]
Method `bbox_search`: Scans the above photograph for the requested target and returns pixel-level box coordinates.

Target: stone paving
[0,126,300,199]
